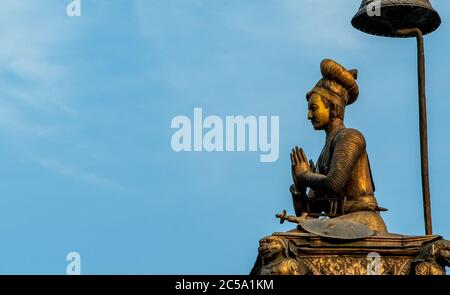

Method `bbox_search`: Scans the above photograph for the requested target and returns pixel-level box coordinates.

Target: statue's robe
[310,124,380,213]
[291,124,388,233]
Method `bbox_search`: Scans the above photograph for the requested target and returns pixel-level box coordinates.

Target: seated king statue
[287,59,388,235]
[254,59,450,275]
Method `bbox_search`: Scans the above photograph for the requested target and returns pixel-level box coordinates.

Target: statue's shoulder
[335,128,366,147]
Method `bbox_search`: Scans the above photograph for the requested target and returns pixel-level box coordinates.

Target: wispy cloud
[133,0,362,104]
[0,1,123,191]
[34,157,126,192]
[135,0,361,49]
[0,1,76,137]
[0,104,53,137]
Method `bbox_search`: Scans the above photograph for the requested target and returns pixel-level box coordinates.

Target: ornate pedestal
[251,230,449,275]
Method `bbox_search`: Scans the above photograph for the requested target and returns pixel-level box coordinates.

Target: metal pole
[397,28,433,235]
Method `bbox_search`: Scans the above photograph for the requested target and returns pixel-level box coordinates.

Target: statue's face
[307,93,330,130]
[258,237,284,261]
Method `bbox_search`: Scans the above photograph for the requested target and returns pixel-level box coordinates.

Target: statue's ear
[328,102,337,119]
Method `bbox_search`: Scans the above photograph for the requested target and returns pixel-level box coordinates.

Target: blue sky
[0,0,449,274]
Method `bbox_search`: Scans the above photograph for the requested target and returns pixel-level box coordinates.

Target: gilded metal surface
[256,236,306,275]
[351,0,441,37]
[276,211,386,239]
[290,59,386,227]
[331,211,388,234]
[298,219,374,240]
[250,0,447,275]
[300,256,412,275]
[412,240,450,275]
[251,234,449,275]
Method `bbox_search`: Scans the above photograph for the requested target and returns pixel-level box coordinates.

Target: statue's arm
[299,129,365,194]
[290,184,307,217]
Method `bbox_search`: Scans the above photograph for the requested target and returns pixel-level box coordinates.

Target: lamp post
[351,0,441,235]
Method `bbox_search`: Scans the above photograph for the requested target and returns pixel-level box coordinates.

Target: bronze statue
[257,236,306,275]
[251,59,448,276]
[412,240,450,275]
[251,1,448,275]
[288,59,387,234]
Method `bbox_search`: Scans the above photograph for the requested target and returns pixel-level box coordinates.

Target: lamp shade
[351,0,441,37]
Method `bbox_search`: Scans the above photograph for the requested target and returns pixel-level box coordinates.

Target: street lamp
[351,0,441,235]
